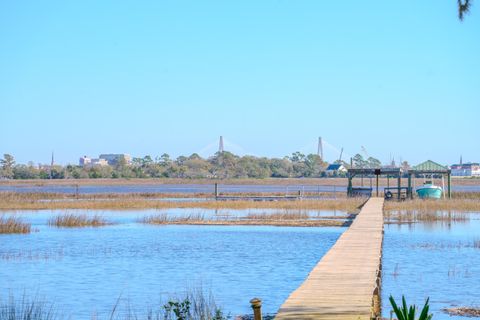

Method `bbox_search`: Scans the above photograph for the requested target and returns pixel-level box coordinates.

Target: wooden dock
[275,197,384,320]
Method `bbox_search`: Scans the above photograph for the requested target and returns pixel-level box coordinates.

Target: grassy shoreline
[0,192,364,211]
[1,190,479,213]
[384,198,480,212]
[0,198,364,212]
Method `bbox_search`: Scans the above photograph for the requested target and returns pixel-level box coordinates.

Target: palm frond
[458,0,472,21]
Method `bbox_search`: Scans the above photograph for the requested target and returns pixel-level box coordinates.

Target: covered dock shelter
[347,167,403,199]
[407,160,452,199]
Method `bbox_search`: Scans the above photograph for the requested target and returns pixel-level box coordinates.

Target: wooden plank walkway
[275,197,384,320]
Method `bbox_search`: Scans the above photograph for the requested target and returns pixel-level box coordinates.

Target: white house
[451,163,480,177]
[325,163,347,176]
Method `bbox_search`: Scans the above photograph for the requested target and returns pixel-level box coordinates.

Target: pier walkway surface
[275,197,384,320]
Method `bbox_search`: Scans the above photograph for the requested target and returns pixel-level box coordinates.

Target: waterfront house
[451,163,480,177]
[325,163,347,176]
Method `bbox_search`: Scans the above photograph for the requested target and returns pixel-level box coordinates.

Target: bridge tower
[219,136,224,153]
[317,137,323,159]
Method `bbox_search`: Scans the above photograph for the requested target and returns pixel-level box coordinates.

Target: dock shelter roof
[347,167,402,176]
[409,160,450,174]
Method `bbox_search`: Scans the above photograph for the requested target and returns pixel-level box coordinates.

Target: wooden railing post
[250,298,262,320]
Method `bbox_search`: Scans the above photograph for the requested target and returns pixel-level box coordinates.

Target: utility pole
[50,151,54,179]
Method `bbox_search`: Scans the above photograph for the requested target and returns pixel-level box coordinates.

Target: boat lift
[407,160,452,199]
[347,167,404,200]
[347,160,452,200]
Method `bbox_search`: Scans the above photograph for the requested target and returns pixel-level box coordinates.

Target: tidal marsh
[0,215,31,234]
[48,214,110,228]
[139,211,348,227]
[384,210,469,224]
[0,192,364,212]
[382,211,480,319]
[384,198,480,213]
[0,216,344,317]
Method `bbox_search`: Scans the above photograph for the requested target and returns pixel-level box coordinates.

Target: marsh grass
[113,287,228,320]
[139,213,206,225]
[245,211,310,220]
[1,289,227,320]
[473,239,480,248]
[443,307,480,317]
[385,210,469,224]
[0,295,56,320]
[1,249,65,262]
[415,240,480,250]
[0,191,364,212]
[385,198,480,213]
[0,215,31,234]
[139,211,349,227]
[48,214,110,228]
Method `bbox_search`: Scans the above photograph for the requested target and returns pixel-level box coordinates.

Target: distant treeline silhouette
[0,152,396,180]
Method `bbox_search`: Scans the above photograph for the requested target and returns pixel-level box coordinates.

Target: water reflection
[382,211,480,320]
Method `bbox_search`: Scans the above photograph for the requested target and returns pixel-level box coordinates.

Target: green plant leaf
[408,305,416,320]
[418,298,431,320]
[389,295,405,320]
[402,296,409,320]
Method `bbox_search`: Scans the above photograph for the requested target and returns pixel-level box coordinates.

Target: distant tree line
[0,152,403,180]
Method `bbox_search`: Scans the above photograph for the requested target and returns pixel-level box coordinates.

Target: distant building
[79,156,108,168]
[99,154,132,166]
[325,163,347,177]
[79,156,91,166]
[451,163,480,177]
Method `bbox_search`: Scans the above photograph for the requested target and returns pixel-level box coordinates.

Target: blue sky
[1,1,478,165]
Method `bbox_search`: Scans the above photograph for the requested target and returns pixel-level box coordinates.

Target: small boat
[416,181,443,199]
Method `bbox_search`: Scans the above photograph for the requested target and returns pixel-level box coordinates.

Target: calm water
[0,209,345,318]
[382,213,480,319]
[0,183,339,194]
[1,183,478,195]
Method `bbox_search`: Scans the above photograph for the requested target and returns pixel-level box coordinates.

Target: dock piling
[250,298,262,320]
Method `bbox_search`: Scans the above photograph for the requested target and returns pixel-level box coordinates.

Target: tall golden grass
[245,211,310,220]
[0,215,31,234]
[0,192,365,212]
[139,210,350,227]
[48,214,110,227]
[384,198,480,212]
[385,210,469,224]
[139,213,206,224]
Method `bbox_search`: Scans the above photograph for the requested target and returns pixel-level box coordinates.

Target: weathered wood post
[371,267,381,319]
[250,298,262,320]
[397,175,401,201]
[347,172,353,197]
[214,183,219,199]
[407,173,412,200]
[447,173,451,199]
